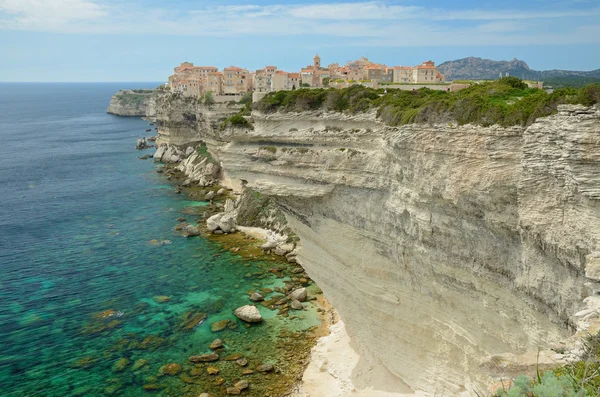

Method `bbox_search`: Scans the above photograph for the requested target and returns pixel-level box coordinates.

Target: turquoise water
[0,84,319,396]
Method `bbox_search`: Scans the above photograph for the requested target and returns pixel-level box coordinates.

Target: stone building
[168,62,219,96]
[222,66,251,95]
[392,61,445,84]
[364,64,394,83]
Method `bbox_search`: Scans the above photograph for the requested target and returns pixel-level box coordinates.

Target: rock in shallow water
[291,299,304,310]
[189,353,219,363]
[152,295,171,303]
[210,319,230,332]
[209,339,223,350]
[289,287,307,302]
[249,292,264,302]
[234,305,262,323]
[256,363,274,372]
[112,357,129,372]
[158,363,181,376]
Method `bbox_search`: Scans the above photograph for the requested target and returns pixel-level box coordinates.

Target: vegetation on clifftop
[255,77,600,127]
[220,102,252,130]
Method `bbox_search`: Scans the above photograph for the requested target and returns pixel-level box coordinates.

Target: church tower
[313,54,321,69]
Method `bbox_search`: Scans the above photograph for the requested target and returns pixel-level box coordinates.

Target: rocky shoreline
[134,129,337,396]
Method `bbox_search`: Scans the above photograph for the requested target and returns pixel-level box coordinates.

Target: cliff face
[106,89,158,117]
[153,93,242,146]
[154,93,600,394]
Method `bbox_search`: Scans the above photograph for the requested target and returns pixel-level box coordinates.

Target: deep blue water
[0,84,318,396]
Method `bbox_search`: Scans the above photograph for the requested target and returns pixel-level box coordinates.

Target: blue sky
[0,0,599,82]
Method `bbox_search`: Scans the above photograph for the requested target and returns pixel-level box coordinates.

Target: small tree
[322,77,331,87]
[239,92,253,105]
[301,83,310,88]
[203,91,215,107]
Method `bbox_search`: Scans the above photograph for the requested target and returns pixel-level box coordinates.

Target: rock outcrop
[107,89,158,117]
[152,92,600,395]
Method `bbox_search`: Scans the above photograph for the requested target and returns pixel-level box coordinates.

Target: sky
[0,0,599,82]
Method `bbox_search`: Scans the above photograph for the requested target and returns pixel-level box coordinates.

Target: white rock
[217,188,226,195]
[223,199,235,213]
[234,305,262,323]
[205,191,215,200]
[206,213,223,232]
[274,243,294,256]
[218,212,237,233]
[153,145,166,161]
[260,240,278,250]
[183,225,200,236]
[289,288,307,302]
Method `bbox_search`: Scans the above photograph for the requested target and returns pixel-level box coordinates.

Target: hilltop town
[167,55,447,97]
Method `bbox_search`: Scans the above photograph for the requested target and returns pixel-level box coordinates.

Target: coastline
[153,146,339,395]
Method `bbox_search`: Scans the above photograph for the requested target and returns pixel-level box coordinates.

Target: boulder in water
[234,305,262,323]
[136,138,149,150]
[289,287,307,302]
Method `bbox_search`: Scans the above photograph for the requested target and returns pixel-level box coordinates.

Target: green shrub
[260,146,277,153]
[239,92,253,105]
[496,372,580,397]
[255,79,600,127]
[201,91,215,107]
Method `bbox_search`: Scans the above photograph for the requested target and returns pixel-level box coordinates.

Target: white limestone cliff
[153,92,600,395]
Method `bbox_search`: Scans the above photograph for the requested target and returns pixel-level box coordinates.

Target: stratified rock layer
[154,93,600,394]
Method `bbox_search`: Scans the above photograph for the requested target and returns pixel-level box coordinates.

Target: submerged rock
[158,363,181,376]
[234,305,262,323]
[256,363,274,373]
[209,339,223,350]
[249,292,264,302]
[142,384,166,391]
[131,359,148,371]
[189,353,219,363]
[235,380,249,390]
[112,357,129,373]
[210,319,231,332]
[152,295,171,303]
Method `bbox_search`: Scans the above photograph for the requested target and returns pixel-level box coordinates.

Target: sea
[0,83,319,396]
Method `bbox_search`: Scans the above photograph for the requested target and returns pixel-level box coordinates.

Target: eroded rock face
[153,92,242,146]
[155,98,600,394]
[106,89,157,117]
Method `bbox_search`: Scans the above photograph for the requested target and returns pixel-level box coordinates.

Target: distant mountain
[437,57,600,87]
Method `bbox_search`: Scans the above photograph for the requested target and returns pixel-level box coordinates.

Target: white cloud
[0,0,598,46]
[0,0,106,29]
[288,2,420,20]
